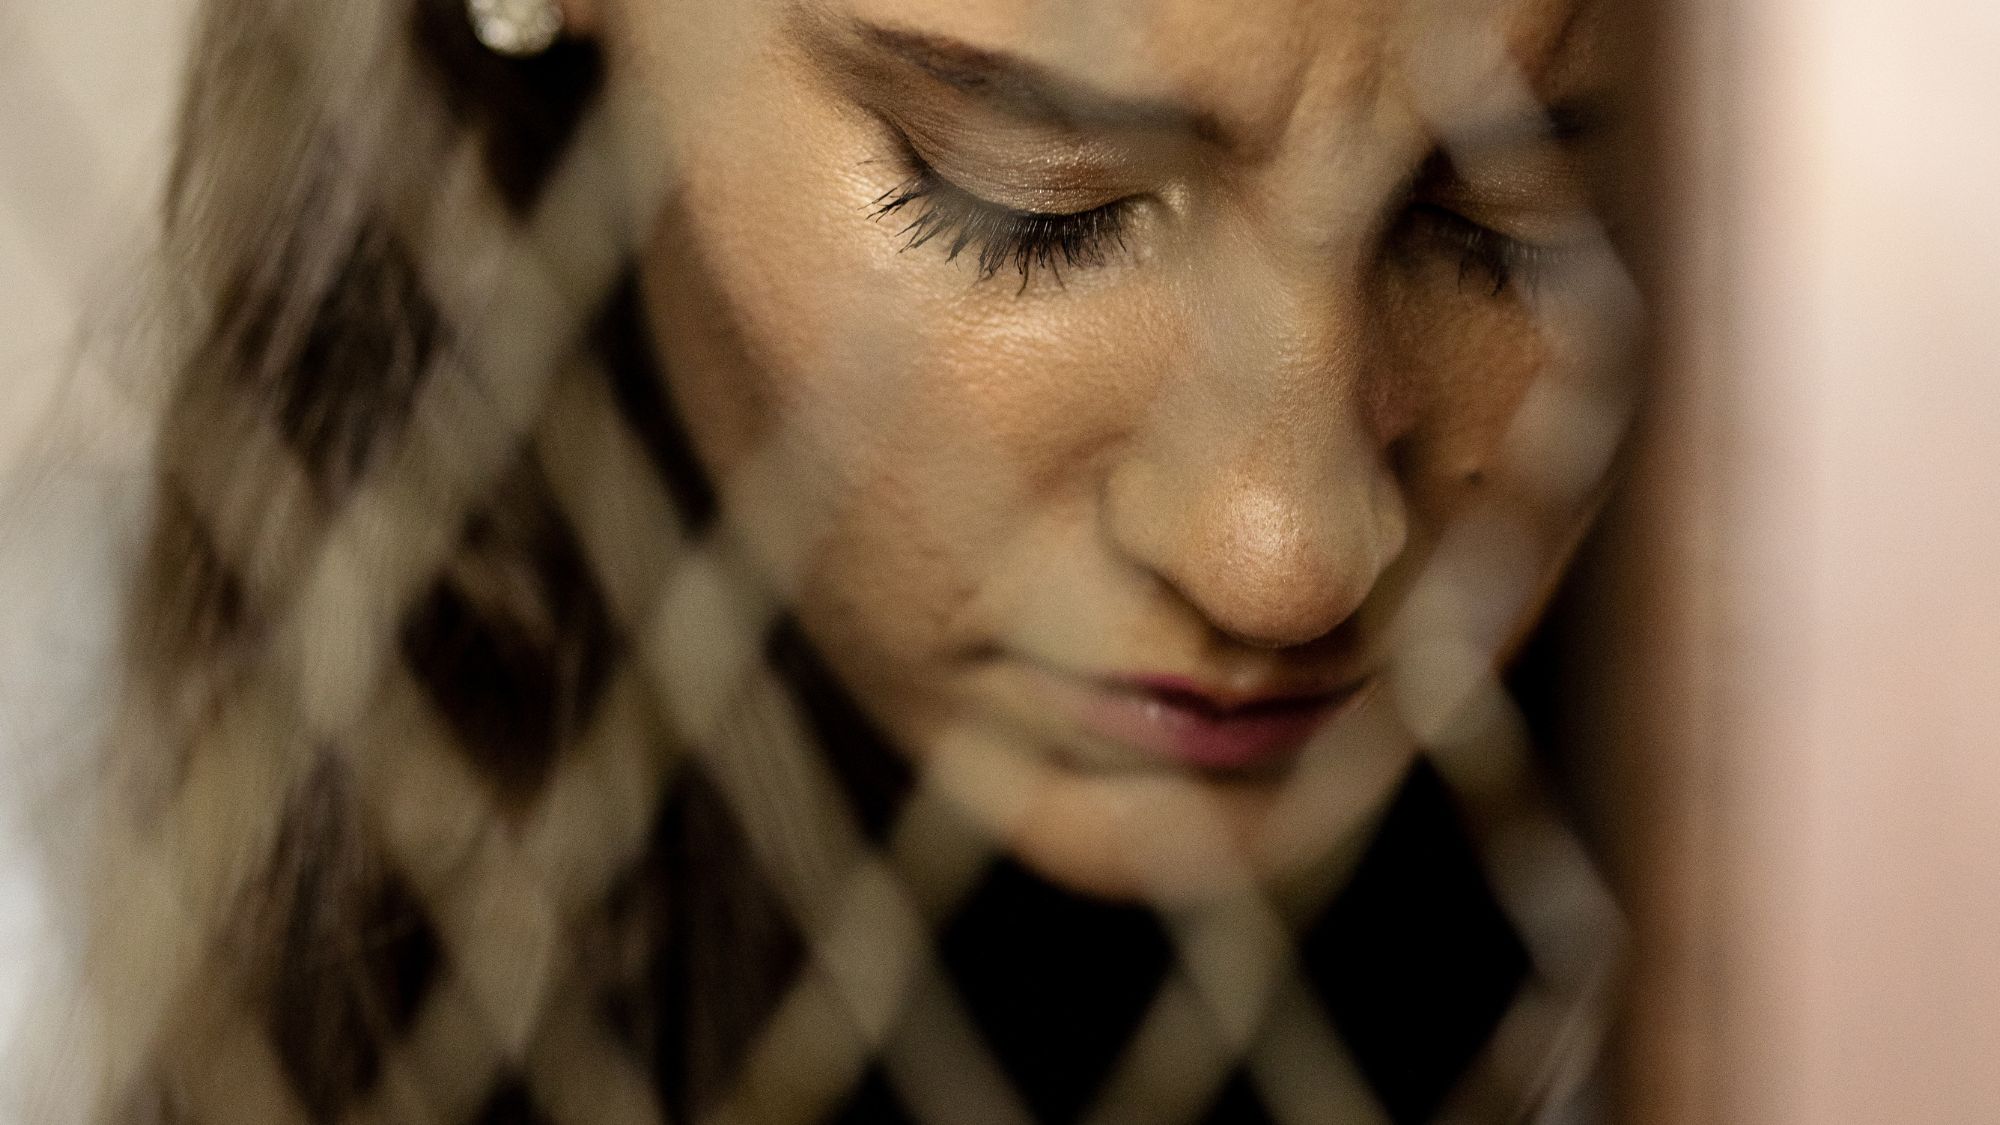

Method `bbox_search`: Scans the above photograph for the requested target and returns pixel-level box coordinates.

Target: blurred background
[2,0,1998,1121]
[0,0,187,1111]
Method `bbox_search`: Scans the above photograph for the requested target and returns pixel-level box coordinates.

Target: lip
[1028,665,1377,774]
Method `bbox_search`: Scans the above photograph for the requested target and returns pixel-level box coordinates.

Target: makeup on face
[795,10,1608,301]
[623,0,1631,895]
[1073,671,1380,774]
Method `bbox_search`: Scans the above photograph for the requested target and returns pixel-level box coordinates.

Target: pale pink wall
[1655,0,2000,1120]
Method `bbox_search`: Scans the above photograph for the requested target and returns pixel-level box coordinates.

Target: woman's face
[592,0,1633,898]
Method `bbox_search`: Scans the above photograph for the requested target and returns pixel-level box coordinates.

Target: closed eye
[1400,202,1558,297]
[869,143,1134,290]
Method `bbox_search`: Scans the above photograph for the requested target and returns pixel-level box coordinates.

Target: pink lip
[1071,673,1375,773]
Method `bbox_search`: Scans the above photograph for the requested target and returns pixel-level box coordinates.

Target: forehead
[831,0,1602,150]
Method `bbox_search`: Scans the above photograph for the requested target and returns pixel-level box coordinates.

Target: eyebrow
[821,16,1610,160]
[850,21,1237,148]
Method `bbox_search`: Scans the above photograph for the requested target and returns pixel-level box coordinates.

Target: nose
[1102,280,1408,650]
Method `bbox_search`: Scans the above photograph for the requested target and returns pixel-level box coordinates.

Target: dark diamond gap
[141,489,250,664]
[939,859,1175,1125]
[401,457,617,804]
[825,1065,920,1125]
[593,274,720,532]
[1196,1070,1278,1125]
[464,1078,554,1125]
[255,759,444,1124]
[766,617,915,845]
[594,826,667,1066]
[246,223,439,498]
[1299,760,1531,1125]
[649,768,809,1122]
[409,0,605,216]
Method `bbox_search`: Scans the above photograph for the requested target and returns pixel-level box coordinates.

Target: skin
[561,0,1634,900]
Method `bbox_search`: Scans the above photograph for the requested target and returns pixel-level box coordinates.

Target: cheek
[1373,281,1625,662]
[803,294,1180,661]
[1378,283,1557,522]
[634,75,1178,673]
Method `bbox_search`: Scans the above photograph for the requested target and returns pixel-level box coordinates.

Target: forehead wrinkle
[1363,0,1616,159]
[802,0,1323,158]
[1275,1,1394,153]
[1503,0,1613,93]
[864,23,1239,146]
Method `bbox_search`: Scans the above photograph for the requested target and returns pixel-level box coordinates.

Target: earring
[467,0,564,57]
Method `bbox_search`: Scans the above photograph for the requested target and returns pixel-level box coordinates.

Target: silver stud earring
[467,0,564,57]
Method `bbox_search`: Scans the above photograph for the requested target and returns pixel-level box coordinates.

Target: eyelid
[870,137,1137,286]
[1419,155,1593,240]
[1441,197,1600,252]
[1403,171,1578,257]
[878,111,1150,214]
[1401,202,1587,298]
[892,136,1125,222]
[908,166,1091,225]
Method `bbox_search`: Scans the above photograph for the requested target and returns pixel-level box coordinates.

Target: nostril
[1387,433,1421,483]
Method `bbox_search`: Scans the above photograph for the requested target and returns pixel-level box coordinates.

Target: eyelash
[1403,202,1555,298]
[867,146,1554,298]
[869,154,1132,288]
